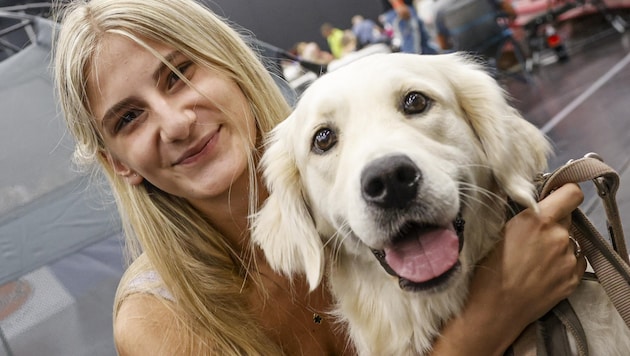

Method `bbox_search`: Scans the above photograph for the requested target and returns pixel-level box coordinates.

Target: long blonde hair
[53,0,291,353]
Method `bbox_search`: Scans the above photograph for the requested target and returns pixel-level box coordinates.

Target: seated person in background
[379,0,438,54]
[339,30,359,57]
[434,0,517,51]
[351,14,388,49]
[320,23,345,59]
[294,41,334,65]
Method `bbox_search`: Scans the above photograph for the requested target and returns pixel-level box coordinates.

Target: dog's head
[252,53,550,291]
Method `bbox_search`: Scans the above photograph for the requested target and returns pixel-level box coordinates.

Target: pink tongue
[384,227,459,283]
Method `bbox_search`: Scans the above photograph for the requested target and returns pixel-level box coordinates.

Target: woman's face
[88,34,256,208]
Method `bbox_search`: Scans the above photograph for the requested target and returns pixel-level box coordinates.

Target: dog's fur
[252,53,630,355]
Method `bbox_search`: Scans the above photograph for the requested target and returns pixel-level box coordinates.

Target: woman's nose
[156,101,196,143]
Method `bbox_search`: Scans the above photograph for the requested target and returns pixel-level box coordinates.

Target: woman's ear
[99,150,144,185]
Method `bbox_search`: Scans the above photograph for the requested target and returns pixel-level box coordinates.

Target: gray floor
[503,12,630,248]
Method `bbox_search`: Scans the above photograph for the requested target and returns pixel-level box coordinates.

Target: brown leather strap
[538,155,630,328]
[570,208,630,327]
[511,300,586,356]
[538,155,628,264]
[509,323,540,356]
[548,299,588,356]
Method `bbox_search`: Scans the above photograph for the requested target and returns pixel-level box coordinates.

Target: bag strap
[510,153,630,356]
[538,153,629,264]
[537,154,630,328]
[548,299,588,356]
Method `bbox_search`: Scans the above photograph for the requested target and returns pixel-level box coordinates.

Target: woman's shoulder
[113,254,176,327]
[114,253,174,306]
[113,254,208,354]
[114,293,211,355]
[114,293,182,355]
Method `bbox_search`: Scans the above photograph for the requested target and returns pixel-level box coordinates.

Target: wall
[202,0,385,52]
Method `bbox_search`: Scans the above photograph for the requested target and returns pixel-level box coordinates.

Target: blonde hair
[53,0,290,353]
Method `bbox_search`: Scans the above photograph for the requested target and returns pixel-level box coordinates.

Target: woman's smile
[172,125,222,167]
[87,34,257,204]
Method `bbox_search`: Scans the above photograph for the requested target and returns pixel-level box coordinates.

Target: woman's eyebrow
[101,98,136,129]
[100,51,183,127]
[152,50,183,82]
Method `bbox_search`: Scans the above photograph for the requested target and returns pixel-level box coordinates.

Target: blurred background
[1,1,629,355]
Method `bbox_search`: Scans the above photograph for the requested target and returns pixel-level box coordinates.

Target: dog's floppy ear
[252,117,325,290]
[446,53,551,210]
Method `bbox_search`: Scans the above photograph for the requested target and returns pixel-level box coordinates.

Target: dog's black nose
[361,155,421,209]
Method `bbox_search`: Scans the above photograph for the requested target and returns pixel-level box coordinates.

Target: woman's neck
[190,172,268,252]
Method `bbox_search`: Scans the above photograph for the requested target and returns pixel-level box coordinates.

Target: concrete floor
[503,11,630,248]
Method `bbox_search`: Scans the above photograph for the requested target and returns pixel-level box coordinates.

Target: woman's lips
[173,126,221,166]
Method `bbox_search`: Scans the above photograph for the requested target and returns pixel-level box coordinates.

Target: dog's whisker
[457,162,493,171]
[324,221,354,265]
[458,187,496,211]
[458,182,511,208]
[321,233,337,250]
[333,231,347,260]
[458,184,509,222]
[458,181,504,202]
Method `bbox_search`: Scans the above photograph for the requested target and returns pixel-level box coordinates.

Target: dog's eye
[402,91,430,115]
[312,127,338,153]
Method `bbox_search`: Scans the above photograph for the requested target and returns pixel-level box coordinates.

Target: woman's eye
[167,62,192,89]
[312,127,338,154]
[115,109,142,132]
[402,91,431,115]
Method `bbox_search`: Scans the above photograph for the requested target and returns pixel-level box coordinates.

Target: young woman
[53,0,586,354]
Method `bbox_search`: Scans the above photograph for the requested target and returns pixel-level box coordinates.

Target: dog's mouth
[371,215,465,292]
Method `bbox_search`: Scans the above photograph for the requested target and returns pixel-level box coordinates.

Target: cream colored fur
[252,53,630,355]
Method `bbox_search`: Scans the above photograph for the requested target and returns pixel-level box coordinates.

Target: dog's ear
[252,118,325,290]
[446,53,551,210]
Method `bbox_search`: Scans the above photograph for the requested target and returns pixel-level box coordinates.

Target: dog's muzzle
[360,153,466,291]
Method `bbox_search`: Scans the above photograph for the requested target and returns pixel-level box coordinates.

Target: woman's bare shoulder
[114,293,208,355]
[114,293,179,355]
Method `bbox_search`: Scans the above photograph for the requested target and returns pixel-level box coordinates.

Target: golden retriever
[252,53,630,355]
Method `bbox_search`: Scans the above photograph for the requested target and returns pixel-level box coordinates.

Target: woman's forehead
[93,33,173,72]
[87,34,173,120]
